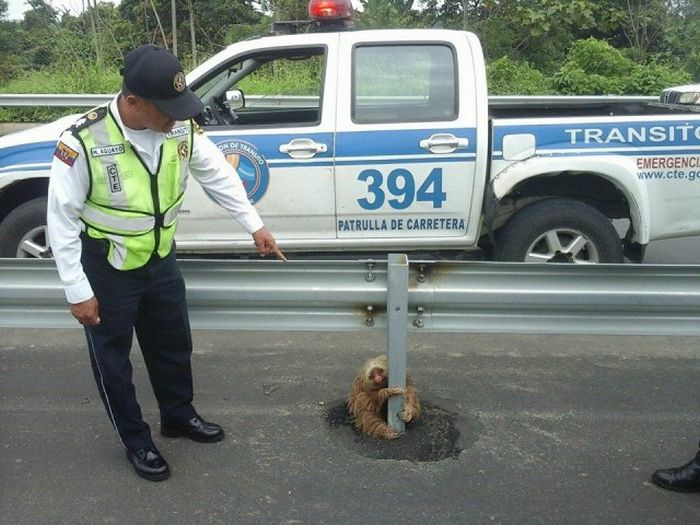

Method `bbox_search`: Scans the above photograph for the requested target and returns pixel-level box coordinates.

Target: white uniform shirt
[47,97,264,304]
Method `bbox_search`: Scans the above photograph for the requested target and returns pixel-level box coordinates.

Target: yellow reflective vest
[72,105,193,270]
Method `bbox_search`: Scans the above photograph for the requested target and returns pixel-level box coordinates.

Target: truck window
[194,47,326,127]
[352,44,457,124]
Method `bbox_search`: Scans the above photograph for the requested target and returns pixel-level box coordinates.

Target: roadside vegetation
[0,0,697,122]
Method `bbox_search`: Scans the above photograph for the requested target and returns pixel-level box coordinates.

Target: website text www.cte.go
[637,156,700,181]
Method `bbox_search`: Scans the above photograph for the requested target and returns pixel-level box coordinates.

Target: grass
[0,65,121,122]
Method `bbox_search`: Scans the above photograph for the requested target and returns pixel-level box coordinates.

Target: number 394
[357,167,447,210]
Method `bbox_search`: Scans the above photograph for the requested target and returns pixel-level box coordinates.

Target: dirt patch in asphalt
[324,397,480,462]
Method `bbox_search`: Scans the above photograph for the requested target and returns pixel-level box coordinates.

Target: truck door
[176,34,339,251]
[334,31,479,246]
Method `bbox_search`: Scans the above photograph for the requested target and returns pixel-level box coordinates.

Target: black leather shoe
[126,447,170,481]
[651,457,700,492]
[161,416,225,443]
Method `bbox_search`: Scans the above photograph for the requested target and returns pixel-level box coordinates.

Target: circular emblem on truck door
[216,140,269,204]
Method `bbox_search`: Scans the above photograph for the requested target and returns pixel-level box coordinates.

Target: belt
[80,232,175,261]
[79,231,109,255]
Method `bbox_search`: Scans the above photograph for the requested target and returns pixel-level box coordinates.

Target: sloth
[347,354,421,440]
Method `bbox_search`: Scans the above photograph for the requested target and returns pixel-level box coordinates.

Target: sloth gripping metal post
[386,253,409,434]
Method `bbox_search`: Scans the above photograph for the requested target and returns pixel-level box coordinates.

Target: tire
[493,198,623,264]
[0,197,51,258]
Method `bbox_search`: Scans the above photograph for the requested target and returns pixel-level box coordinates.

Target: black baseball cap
[121,44,204,120]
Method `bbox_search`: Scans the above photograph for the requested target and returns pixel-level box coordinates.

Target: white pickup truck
[2,4,700,263]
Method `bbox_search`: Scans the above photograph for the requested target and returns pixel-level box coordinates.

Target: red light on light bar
[308,0,352,20]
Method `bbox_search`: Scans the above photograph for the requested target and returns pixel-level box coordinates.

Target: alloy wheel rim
[524,228,600,263]
[16,225,49,258]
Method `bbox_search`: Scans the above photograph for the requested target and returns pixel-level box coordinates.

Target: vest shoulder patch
[54,141,79,166]
[70,106,108,133]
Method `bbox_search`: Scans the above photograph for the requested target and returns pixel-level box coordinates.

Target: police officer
[47,44,286,482]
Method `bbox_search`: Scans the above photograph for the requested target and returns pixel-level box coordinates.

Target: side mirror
[225,89,245,110]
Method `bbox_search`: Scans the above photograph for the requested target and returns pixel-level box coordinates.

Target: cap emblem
[173,72,186,92]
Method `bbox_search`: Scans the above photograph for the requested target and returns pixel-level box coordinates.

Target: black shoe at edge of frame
[651,456,700,493]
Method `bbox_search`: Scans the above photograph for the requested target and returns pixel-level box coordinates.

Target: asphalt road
[2,328,700,525]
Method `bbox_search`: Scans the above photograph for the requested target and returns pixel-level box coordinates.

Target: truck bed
[488,96,700,119]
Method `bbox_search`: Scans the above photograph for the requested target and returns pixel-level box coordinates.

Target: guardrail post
[386,253,408,433]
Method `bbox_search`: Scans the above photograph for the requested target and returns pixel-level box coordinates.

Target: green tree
[552,38,691,95]
[418,0,602,70]
[356,0,415,28]
[118,0,262,65]
[187,0,261,53]
[21,0,59,68]
[0,1,25,80]
[267,0,309,21]
[664,0,700,80]
[487,56,551,94]
[601,0,672,62]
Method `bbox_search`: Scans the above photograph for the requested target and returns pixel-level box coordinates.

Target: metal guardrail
[2,257,700,336]
[0,94,114,107]
[0,93,658,109]
[0,94,318,108]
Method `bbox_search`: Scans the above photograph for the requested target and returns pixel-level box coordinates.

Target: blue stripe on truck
[0,141,57,170]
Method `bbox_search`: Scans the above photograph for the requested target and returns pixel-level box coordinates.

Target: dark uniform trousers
[81,243,197,452]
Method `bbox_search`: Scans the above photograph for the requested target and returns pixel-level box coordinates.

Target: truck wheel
[493,198,623,263]
[0,197,51,258]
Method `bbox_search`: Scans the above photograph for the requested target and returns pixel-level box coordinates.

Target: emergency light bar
[271,0,353,34]
[308,0,353,20]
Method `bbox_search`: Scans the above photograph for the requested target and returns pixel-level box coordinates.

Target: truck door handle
[279,138,328,159]
[419,133,469,154]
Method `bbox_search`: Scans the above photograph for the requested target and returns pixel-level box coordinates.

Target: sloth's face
[368,366,386,386]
